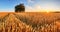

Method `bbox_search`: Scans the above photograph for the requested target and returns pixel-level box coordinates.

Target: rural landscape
[0,12,60,32]
[0,0,60,32]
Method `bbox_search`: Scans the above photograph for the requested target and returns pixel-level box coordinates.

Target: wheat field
[0,12,60,32]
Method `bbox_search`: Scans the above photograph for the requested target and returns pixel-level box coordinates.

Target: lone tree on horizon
[15,3,25,12]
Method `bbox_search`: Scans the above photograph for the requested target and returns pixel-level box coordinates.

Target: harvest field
[0,12,60,32]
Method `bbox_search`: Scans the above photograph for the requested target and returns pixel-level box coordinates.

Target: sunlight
[46,11,50,13]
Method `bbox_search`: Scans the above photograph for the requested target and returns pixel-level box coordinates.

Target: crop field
[0,12,60,32]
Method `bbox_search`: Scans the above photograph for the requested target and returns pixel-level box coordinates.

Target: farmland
[0,12,60,32]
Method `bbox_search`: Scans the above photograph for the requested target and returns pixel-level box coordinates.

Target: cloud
[25,4,42,12]
[34,4,41,10]
[26,0,60,12]
[25,5,34,12]
[27,0,34,3]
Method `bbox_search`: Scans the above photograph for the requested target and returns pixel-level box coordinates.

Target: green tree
[15,3,25,12]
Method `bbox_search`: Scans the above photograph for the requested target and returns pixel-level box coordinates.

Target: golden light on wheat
[0,12,60,32]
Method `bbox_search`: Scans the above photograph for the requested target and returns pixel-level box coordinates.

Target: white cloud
[34,4,41,10]
[25,4,42,12]
[27,0,34,3]
[26,0,60,12]
[25,5,34,12]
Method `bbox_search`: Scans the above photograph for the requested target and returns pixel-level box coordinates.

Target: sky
[0,0,60,12]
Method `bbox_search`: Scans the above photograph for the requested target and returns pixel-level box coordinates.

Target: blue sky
[0,0,60,12]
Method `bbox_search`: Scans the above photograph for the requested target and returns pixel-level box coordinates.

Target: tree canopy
[15,3,25,12]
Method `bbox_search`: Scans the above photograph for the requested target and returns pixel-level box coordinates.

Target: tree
[15,3,25,12]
